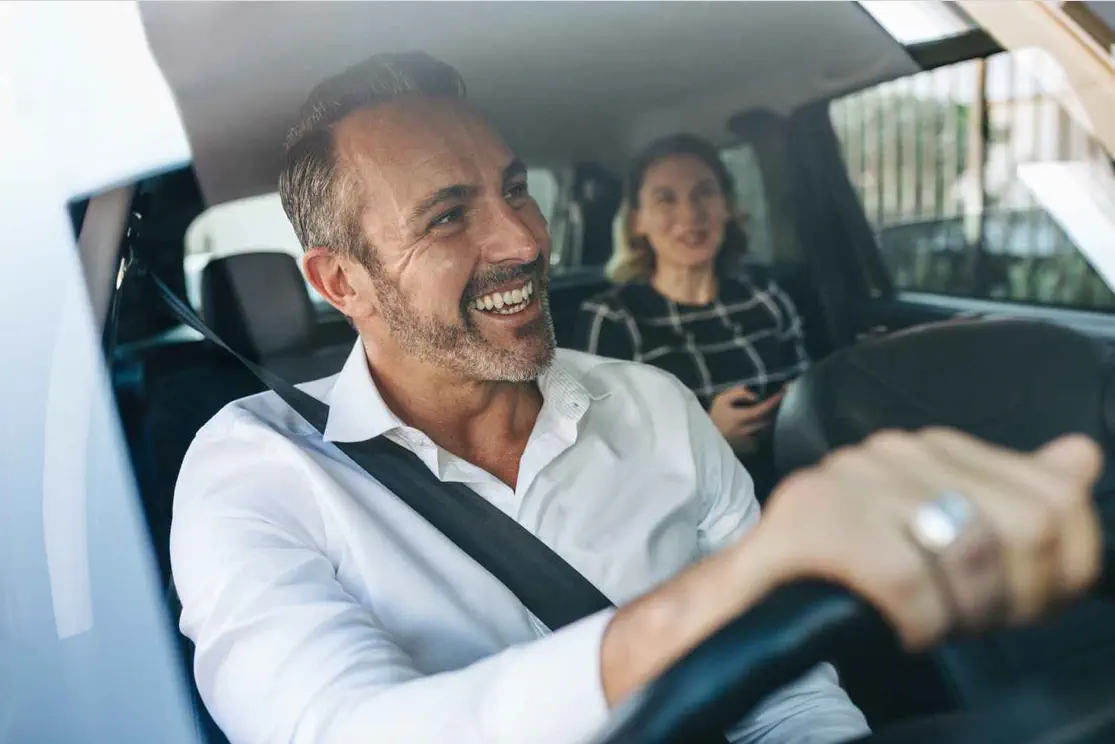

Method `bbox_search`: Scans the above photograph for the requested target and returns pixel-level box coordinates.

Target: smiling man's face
[332,97,555,382]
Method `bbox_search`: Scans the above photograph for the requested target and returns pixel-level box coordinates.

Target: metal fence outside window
[830,48,1115,311]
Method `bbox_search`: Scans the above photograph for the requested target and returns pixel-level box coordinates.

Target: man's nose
[480,201,542,264]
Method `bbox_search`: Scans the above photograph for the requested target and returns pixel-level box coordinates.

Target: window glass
[830,48,1115,311]
[528,168,569,267]
[528,168,560,236]
[183,168,563,309]
[720,145,774,263]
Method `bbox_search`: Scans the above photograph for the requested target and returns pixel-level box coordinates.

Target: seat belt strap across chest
[147,271,731,743]
[146,270,614,631]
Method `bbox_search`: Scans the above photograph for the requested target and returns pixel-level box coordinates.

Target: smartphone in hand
[731,383,787,408]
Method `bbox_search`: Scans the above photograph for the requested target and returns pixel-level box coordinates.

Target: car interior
[62,2,1115,742]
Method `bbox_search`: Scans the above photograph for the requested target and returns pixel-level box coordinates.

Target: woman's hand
[749,428,1104,650]
[709,385,784,454]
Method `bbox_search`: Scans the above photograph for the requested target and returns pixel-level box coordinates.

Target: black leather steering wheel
[589,579,1115,744]
[590,581,887,744]
[590,319,1115,744]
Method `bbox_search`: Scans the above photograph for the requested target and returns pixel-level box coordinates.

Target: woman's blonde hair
[605,202,649,283]
[605,134,748,284]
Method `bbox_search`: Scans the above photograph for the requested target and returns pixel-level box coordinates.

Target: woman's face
[632,154,731,272]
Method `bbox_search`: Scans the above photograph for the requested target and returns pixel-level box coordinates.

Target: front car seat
[773,318,1115,724]
[133,252,353,585]
[201,250,352,383]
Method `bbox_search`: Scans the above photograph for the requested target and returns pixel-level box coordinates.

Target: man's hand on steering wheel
[599,427,1102,711]
[750,428,1104,650]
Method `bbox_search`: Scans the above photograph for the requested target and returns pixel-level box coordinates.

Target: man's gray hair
[278,52,467,259]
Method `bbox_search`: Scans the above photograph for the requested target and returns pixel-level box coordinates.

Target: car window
[183,167,563,309]
[720,144,775,263]
[829,48,1115,312]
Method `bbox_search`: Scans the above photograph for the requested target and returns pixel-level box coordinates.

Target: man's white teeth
[473,280,534,315]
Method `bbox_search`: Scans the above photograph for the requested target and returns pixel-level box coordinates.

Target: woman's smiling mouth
[677,228,711,248]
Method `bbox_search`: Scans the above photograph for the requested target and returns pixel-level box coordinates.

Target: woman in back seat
[574,134,809,500]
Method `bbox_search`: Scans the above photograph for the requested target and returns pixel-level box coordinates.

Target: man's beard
[365,255,556,382]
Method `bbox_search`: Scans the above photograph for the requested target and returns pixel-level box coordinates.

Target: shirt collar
[323,342,605,444]
[537,357,598,423]
[323,342,404,443]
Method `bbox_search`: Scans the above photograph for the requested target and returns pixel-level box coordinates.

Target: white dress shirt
[172,342,870,744]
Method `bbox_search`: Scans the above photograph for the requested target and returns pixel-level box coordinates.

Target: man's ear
[302,247,377,319]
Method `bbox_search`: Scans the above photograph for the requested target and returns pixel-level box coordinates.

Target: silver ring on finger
[908,490,978,553]
[905,490,1009,633]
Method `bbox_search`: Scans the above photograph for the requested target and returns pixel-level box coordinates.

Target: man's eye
[505,182,529,202]
[429,206,465,230]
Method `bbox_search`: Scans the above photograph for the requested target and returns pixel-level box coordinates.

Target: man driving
[172,52,1103,744]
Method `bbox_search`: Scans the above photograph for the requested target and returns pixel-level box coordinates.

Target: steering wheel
[590,319,1115,744]
[588,578,1115,744]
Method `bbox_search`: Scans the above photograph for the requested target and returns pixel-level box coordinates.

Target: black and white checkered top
[574,276,809,408]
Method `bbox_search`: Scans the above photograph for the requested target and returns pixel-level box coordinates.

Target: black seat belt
[145,269,613,631]
[146,270,731,743]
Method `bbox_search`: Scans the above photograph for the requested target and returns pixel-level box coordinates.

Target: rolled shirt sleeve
[685,383,871,744]
[172,420,616,744]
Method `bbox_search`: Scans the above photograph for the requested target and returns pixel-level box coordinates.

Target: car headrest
[775,319,1115,478]
[200,251,316,360]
